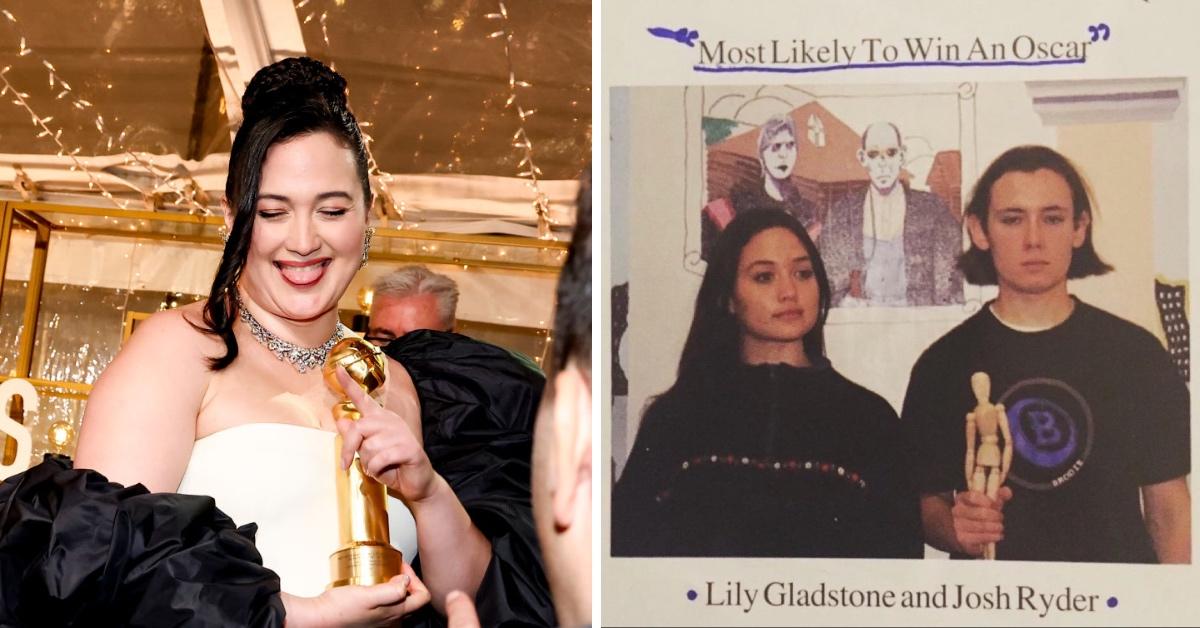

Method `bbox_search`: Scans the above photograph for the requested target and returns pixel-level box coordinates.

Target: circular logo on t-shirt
[998,378,1094,491]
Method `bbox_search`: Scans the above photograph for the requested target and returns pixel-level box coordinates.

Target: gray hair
[757,114,797,159]
[371,265,459,328]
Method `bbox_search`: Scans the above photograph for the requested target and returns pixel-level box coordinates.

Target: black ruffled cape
[0,455,284,627]
[385,330,554,628]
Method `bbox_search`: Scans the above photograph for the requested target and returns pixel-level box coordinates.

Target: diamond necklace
[238,299,349,374]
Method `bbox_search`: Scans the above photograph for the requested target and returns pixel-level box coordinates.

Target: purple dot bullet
[1107,597,1118,608]
[687,589,698,601]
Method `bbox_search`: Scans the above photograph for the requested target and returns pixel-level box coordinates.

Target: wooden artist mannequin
[964,371,1012,560]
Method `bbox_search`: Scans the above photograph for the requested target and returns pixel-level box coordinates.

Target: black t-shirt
[612,360,922,558]
[901,299,1189,563]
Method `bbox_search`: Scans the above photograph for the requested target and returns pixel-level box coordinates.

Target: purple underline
[693,58,1087,74]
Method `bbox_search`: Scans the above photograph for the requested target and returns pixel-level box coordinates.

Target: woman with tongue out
[14,58,494,627]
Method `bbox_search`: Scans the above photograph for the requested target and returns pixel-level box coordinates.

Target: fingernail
[447,591,462,603]
[400,575,410,588]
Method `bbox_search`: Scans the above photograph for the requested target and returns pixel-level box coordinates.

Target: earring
[360,226,375,268]
[218,226,229,246]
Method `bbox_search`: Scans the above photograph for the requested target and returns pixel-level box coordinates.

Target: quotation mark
[1087,23,1111,42]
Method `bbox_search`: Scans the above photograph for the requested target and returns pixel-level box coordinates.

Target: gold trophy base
[329,542,403,588]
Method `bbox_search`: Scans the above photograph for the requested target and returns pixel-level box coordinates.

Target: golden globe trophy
[323,337,403,588]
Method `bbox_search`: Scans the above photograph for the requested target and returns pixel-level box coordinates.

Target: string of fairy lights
[2,3,559,233]
[0,8,126,208]
[0,65,126,208]
[295,0,555,238]
[488,1,554,239]
[0,8,212,214]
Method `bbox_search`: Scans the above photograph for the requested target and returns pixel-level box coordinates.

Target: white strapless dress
[177,422,418,597]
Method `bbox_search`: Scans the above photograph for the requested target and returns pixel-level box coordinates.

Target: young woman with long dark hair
[612,209,921,558]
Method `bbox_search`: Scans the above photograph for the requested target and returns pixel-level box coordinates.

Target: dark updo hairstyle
[667,209,831,396]
[957,145,1112,285]
[198,57,372,370]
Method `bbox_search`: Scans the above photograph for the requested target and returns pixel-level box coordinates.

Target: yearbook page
[602,1,1199,625]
